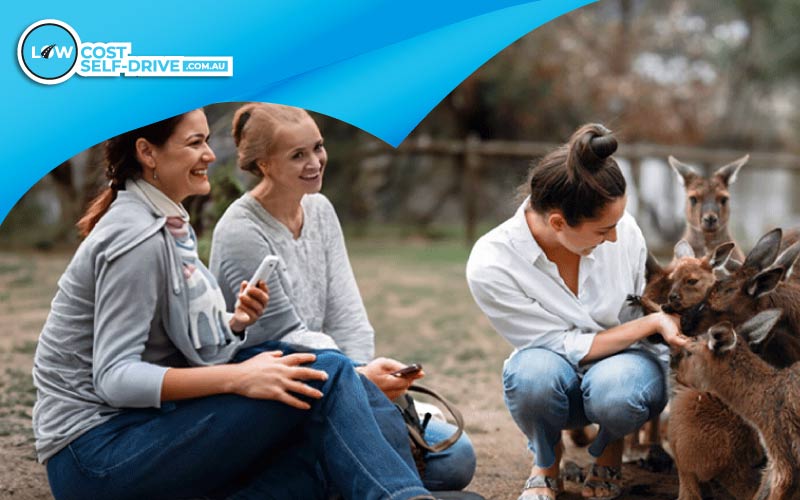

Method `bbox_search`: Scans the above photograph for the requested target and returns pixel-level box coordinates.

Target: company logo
[18,20,79,84]
[17,19,233,85]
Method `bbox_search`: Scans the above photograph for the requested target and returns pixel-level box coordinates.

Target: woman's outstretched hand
[357,357,425,401]
[231,351,328,410]
[651,312,688,348]
[230,280,270,333]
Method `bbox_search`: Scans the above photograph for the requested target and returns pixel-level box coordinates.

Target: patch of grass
[350,240,471,266]
[2,368,36,409]
[9,273,34,286]
[12,340,37,355]
[404,345,449,366]
[0,262,23,275]
[455,347,486,362]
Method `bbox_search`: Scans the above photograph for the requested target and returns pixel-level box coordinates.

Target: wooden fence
[363,137,800,246]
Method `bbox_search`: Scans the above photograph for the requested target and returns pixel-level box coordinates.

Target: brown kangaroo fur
[680,229,800,366]
[674,312,800,500]
[635,241,754,498]
[611,241,734,477]
[669,230,800,499]
[635,240,735,317]
[669,155,748,262]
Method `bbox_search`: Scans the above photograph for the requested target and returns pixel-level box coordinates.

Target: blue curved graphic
[0,0,596,223]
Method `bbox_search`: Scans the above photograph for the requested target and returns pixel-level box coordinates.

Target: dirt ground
[0,247,679,499]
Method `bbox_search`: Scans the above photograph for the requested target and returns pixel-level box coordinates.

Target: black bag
[394,385,464,477]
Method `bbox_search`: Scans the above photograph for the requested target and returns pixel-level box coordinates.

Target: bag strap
[405,384,464,453]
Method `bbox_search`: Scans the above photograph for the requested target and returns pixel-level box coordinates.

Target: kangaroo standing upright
[669,155,748,262]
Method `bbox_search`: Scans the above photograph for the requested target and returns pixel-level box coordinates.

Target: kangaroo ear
[715,258,742,279]
[737,309,782,346]
[743,228,783,271]
[674,240,695,260]
[709,242,735,269]
[774,241,800,282]
[669,156,700,187]
[746,267,785,298]
[645,252,664,281]
[706,322,737,353]
[713,155,748,186]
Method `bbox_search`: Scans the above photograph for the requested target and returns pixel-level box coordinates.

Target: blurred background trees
[3,0,799,253]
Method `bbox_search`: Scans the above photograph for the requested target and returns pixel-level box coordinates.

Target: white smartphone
[234,255,280,318]
[248,255,280,287]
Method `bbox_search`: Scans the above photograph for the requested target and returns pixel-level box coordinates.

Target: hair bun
[589,133,617,160]
[573,124,617,172]
[232,108,253,146]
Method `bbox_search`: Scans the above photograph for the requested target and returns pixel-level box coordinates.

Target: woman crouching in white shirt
[466,124,687,500]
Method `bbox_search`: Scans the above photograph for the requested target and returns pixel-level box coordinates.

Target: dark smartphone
[391,363,423,378]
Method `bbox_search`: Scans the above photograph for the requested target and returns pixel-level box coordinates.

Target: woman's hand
[230,280,269,333]
[230,351,328,409]
[581,312,689,364]
[650,312,688,348]
[356,357,425,401]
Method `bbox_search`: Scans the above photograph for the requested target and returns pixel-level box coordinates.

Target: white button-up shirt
[466,199,667,370]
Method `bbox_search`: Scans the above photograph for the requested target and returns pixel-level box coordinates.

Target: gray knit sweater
[210,193,375,363]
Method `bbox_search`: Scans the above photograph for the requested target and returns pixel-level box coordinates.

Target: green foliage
[196,160,246,264]
[208,160,246,224]
[0,191,60,250]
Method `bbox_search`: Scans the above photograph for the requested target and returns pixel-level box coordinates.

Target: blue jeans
[46,343,430,500]
[236,372,477,497]
[503,348,667,468]
[359,376,476,491]
[420,420,476,491]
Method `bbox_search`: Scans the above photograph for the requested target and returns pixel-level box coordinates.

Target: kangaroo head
[669,155,748,234]
[680,229,793,336]
[672,310,782,390]
[666,241,735,312]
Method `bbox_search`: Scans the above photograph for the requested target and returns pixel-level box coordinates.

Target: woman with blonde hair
[210,102,476,493]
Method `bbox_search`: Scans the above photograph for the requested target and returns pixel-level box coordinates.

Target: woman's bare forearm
[580,314,660,364]
[160,364,241,401]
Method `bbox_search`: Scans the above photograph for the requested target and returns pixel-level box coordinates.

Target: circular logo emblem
[18,20,80,85]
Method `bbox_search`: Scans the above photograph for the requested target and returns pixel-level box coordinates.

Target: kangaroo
[668,230,800,499]
[669,155,748,262]
[680,229,800,366]
[633,240,735,317]
[668,383,763,500]
[673,310,800,500]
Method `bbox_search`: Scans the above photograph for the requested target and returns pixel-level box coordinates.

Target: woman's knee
[422,424,476,491]
[582,352,666,430]
[310,350,353,377]
[441,432,477,490]
[585,391,658,434]
[503,348,579,413]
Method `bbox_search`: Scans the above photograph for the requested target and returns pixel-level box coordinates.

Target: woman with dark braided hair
[466,124,688,500]
[33,109,435,500]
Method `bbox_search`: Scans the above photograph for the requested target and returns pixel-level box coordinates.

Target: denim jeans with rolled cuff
[503,347,667,468]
